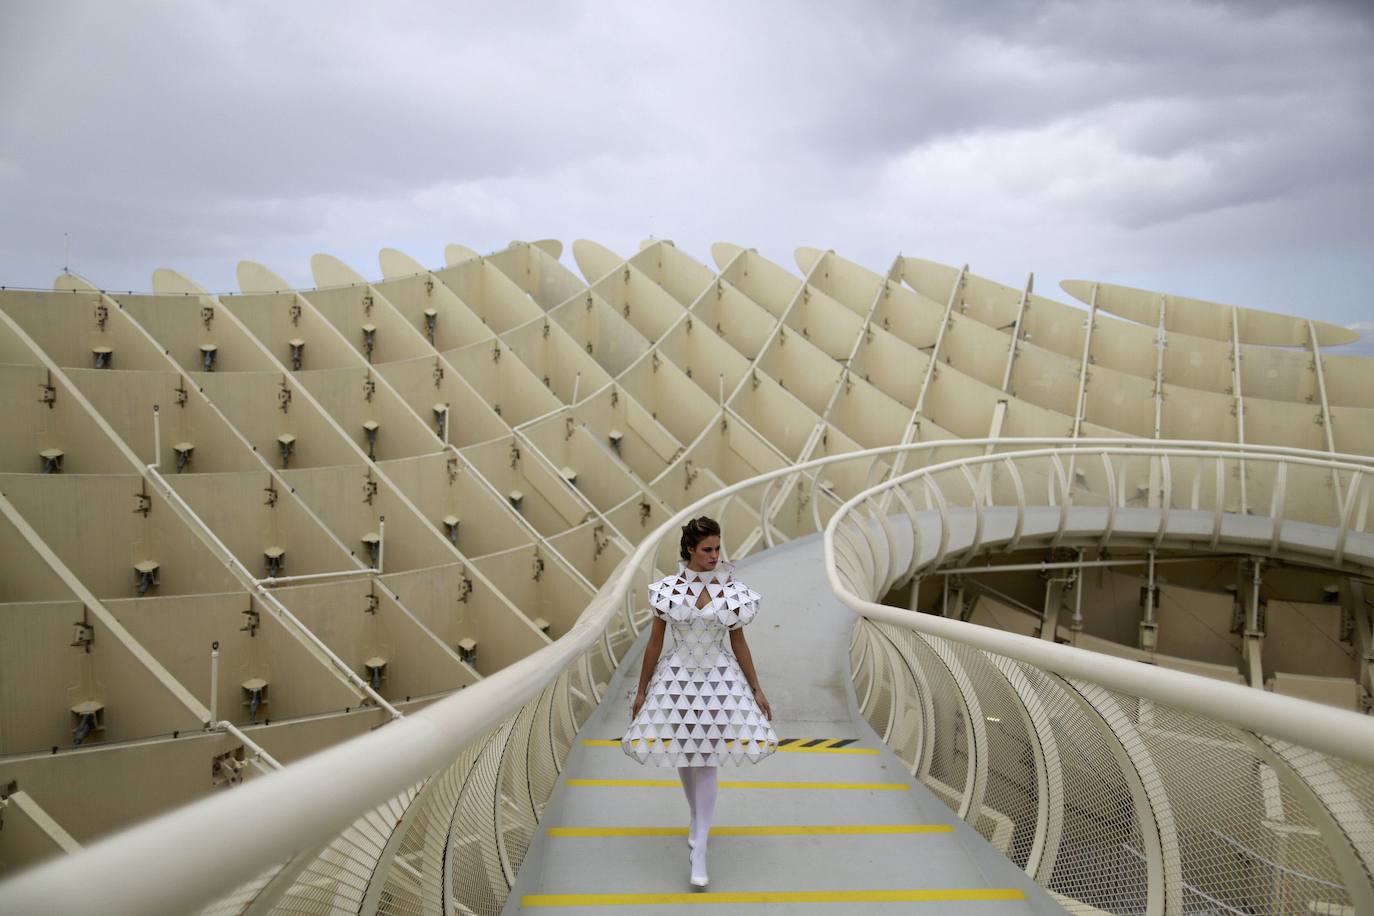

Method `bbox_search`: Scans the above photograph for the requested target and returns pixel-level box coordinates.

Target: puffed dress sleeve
[648,572,691,622]
[715,578,762,631]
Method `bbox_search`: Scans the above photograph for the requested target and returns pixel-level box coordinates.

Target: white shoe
[689,847,709,887]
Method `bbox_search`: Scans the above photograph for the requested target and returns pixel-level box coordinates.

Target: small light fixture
[433,403,449,440]
[560,466,578,488]
[362,420,380,460]
[264,546,285,579]
[70,700,104,746]
[277,433,296,469]
[457,637,477,665]
[423,308,438,345]
[93,346,113,369]
[288,338,305,371]
[134,560,160,597]
[172,442,194,473]
[608,429,623,455]
[39,448,64,474]
[361,323,377,362]
[532,616,551,636]
[362,532,381,568]
[200,344,218,372]
[242,678,268,722]
[365,656,388,691]
[442,515,461,545]
[508,489,524,513]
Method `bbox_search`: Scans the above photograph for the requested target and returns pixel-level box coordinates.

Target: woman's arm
[630,616,667,718]
[729,628,772,721]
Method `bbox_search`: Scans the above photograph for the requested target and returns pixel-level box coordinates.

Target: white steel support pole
[1231,308,1250,515]
[1309,319,1344,511]
[1070,284,1098,443]
[1140,549,1158,652]
[1069,551,1084,643]
[999,273,1033,393]
[1152,295,1167,440]
[1347,579,1374,701]
[378,516,385,574]
[209,641,220,724]
[1041,577,1065,642]
[911,264,965,423]
[1066,284,1098,498]
[1242,559,1265,689]
[151,404,161,470]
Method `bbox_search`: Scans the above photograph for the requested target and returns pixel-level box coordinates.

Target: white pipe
[7,436,1374,915]
[939,552,1241,577]
[151,404,161,470]
[209,641,219,724]
[143,465,398,718]
[216,721,283,771]
[1144,550,1157,625]
[259,568,376,586]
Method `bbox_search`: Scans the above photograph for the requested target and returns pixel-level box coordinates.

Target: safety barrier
[5,437,1372,915]
[826,440,1374,915]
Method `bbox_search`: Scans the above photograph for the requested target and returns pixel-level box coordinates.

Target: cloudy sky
[2,1,1371,349]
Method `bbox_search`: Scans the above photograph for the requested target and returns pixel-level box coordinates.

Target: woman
[622,516,778,887]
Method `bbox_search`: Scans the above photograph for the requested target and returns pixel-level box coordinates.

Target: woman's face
[687,534,721,571]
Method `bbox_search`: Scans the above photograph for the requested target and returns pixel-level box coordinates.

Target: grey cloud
[0,0,1369,334]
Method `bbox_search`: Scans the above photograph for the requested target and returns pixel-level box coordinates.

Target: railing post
[1055,678,1184,915]
[1241,733,1374,914]
[988,657,1065,884]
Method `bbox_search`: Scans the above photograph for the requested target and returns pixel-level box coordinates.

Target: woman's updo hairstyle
[679,515,721,562]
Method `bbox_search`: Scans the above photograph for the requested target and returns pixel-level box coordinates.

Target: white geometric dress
[622,562,779,767]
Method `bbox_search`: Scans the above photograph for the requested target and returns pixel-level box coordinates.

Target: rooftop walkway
[504,535,1063,913]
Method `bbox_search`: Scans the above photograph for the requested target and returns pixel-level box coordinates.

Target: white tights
[678,765,718,881]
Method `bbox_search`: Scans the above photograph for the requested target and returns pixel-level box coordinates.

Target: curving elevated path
[504,535,1063,913]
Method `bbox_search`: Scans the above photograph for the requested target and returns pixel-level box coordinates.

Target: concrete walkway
[503,535,1064,914]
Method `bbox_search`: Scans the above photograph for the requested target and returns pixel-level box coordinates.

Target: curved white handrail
[4,437,1372,914]
[823,445,1374,766]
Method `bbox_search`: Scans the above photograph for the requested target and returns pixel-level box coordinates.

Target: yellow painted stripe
[581,739,879,755]
[777,744,878,755]
[566,778,908,791]
[548,824,953,837]
[522,888,1026,906]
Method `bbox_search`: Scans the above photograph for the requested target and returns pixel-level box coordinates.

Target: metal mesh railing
[9,438,1373,915]
[832,441,1374,915]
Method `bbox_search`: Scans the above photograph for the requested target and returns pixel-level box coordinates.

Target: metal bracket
[37,370,56,409]
[132,483,151,517]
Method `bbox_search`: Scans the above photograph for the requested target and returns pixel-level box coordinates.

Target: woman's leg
[689,766,718,883]
[677,766,697,849]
